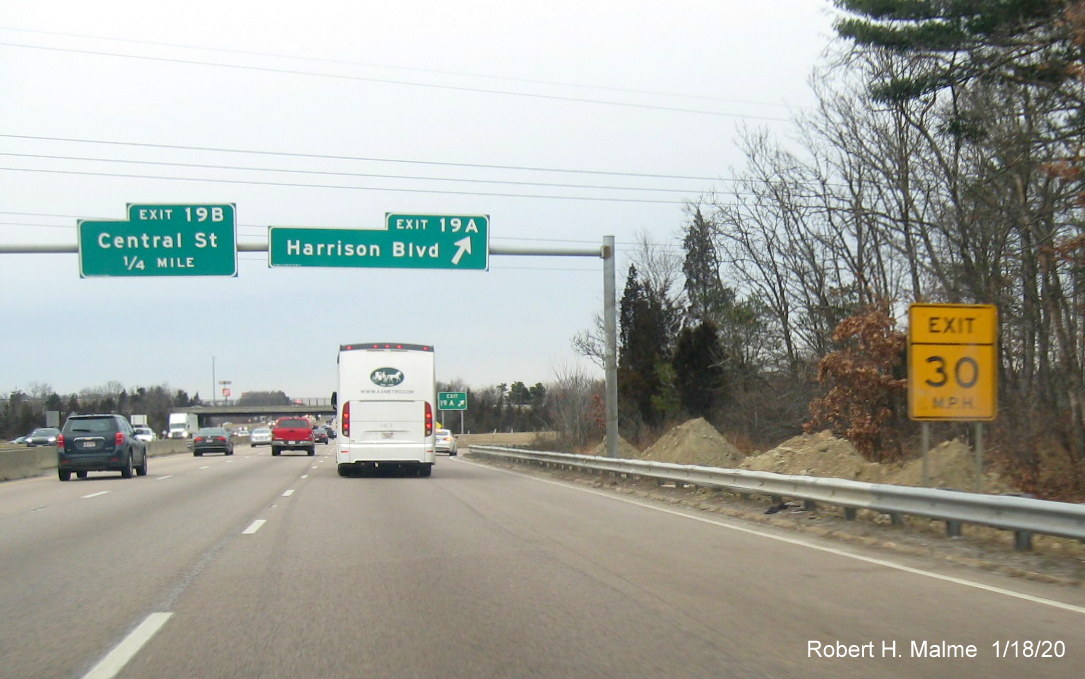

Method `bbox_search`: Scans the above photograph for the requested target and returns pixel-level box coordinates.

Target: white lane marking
[464,457,1085,616]
[282,489,295,497]
[300,474,309,479]
[242,519,266,535]
[198,466,210,470]
[82,611,173,679]
[80,491,111,499]
[155,475,174,481]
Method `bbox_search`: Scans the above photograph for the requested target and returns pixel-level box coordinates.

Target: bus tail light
[342,402,351,437]
[424,402,433,437]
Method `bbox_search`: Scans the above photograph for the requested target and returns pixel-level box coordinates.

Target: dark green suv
[56,414,149,481]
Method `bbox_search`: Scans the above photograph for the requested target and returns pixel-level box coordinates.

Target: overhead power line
[0,25,798,111]
[0,41,793,121]
[0,134,730,182]
[0,152,710,195]
[0,166,690,204]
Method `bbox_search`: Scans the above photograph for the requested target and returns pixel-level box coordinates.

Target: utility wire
[0,166,692,204]
[0,25,798,111]
[0,152,710,195]
[0,134,731,182]
[0,41,793,121]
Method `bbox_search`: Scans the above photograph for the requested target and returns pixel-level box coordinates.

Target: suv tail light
[56,433,65,450]
[424,402,433,437]
[114,432,125,447]
[342,402,351,437]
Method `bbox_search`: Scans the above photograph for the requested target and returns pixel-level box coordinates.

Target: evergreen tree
[682,208,732,322]
[672,321,726,418]
[835,1,1079,105]
[618,264,681,428]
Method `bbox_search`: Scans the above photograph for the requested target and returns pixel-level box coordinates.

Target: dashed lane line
[82,612,173,679]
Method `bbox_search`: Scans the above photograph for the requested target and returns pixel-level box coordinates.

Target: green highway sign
[78,204,237,277]
[438,391,468,410]
[269,214,488,270]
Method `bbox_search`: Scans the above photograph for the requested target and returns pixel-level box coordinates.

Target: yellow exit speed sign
[908,304,998,421]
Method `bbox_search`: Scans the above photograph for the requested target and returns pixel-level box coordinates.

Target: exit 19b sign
[907,304,998,421]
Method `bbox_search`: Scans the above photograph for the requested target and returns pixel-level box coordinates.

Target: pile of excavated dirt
[588,436,641,458]
[740,430,889,483]
[885,439,1019,494]
[738,431,1020,494]
[639,418,744,468]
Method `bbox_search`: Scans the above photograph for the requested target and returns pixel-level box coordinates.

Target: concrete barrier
[0,446,55,481]
[0,439,193,482]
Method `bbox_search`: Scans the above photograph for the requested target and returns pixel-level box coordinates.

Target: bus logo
[370,368,404,387]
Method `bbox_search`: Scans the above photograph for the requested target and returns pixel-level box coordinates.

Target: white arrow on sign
[451,237,472,265]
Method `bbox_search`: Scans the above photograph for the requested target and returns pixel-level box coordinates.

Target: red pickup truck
[271,417,315,456]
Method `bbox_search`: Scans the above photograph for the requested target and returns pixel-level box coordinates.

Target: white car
[250,427,273,446]
[132,426,157,443]
[435,429,458,456]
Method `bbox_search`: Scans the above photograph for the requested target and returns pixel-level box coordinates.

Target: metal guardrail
[468,446,1085,551]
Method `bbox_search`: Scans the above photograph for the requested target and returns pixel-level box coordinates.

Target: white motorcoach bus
[334,342,436,477]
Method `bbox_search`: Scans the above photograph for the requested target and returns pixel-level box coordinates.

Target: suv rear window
[63,416,119,434]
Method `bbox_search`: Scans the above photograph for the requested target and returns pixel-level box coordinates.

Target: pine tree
[618,264,678,427]
[682,208,732,322]
[672,321,726,418]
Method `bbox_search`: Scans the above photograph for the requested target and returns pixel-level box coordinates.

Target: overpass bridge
[174,399,336,427]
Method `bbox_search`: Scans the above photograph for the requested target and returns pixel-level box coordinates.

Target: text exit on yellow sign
[908,304,998,421]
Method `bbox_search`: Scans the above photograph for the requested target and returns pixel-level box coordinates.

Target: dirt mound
[588,436,641,458]
[640,418,744,468]
[885,439,1018,493]
[741,430,889,482]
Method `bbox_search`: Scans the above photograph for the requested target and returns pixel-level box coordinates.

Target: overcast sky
[1,0,840,401]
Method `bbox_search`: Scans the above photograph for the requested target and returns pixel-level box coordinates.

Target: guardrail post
[888,513,904,526]
[844,507,857,521]
[1014,531,1033,551]
[803,500,816,512]
[946,520,962,538]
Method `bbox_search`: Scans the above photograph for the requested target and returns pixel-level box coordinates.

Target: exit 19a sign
[78,204,237,277]
[438,391,468,410]
[269,214,488,270]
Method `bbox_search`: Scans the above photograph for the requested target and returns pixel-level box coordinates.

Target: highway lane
[0,441,326,679]
[1,446,1083,678]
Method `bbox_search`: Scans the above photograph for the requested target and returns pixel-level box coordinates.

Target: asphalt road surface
[1,444,1082,678]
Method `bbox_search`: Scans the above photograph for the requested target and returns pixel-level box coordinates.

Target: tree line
[573,1,1085,495]
[1,382,198,439]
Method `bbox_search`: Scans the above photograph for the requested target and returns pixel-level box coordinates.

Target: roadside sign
[908,304,998,421]
[78,204,237,277]
[269,214,488,270]
[438,391,468,410]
